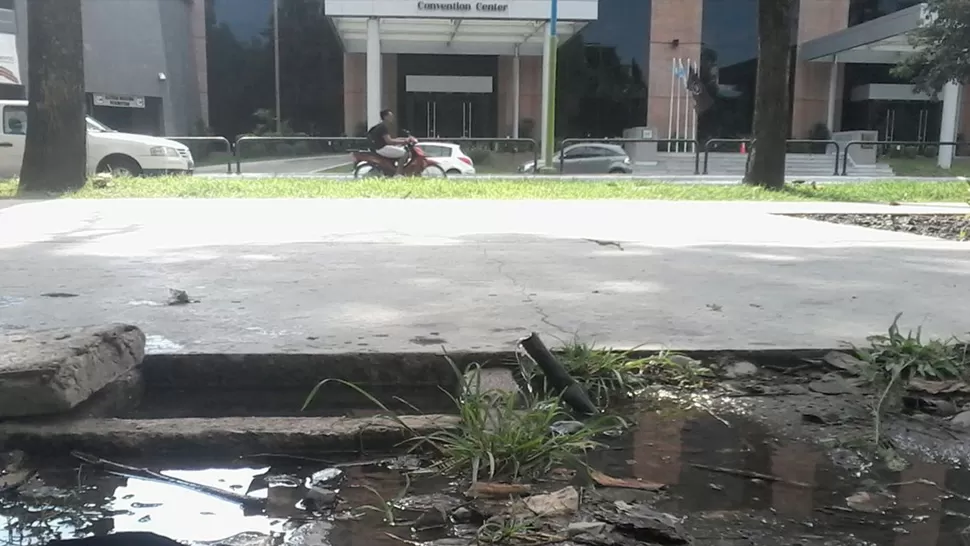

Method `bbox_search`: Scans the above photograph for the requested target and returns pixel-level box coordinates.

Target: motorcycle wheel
[420,164,447,178]
[353,163,382,179]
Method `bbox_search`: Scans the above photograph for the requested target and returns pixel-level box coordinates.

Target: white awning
[331,17,587,56]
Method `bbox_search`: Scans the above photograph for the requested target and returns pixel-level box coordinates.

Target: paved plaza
[0,198,967,354]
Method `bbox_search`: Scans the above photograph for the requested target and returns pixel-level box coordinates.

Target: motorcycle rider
[366,109,416,176]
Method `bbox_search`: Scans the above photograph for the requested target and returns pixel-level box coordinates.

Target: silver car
[520,143,633,174]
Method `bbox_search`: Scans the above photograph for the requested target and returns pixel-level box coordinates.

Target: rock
[823,351,866,375]
[808,373,859,396]
[567,521,608,537]
[413,504,449,530]
[585,501,691,545]
[668,355,701,369]
[307,467,344,488]
[723,361,758,379]
[550,420,585,436]
[304,487,338,510]
[0,450,33,493]
[451,506,475,523]
[846,491,894,514]
[0,324,145,417]
[951,411,970,428]
[515,486,579,518]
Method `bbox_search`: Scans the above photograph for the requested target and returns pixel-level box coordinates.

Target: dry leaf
[590,469,665,491]
[908,378,970,395]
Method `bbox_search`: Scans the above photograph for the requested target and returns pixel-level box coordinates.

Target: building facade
[8,0,207,136]
[5,0,969,163]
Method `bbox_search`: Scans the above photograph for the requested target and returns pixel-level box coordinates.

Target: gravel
[793,214,970,241]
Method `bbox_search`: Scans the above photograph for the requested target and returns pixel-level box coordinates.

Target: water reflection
[6,413,970,545]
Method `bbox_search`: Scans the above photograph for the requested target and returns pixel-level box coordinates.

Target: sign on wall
[93,94,146,108]
[0,33,20,86]
[417,2,509,13]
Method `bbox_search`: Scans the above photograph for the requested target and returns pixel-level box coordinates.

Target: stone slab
[0,199,969,353]
[0,324,146,417]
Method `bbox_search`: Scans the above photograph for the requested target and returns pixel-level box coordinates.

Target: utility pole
[273,0,282,133]
[542,0,558,170]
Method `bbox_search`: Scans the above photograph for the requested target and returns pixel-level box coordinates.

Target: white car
[416,142,476,175]
[0,99,194,178]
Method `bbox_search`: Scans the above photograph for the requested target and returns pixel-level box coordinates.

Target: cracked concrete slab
[0,198,967,353]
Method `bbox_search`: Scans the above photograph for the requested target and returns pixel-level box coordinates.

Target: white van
[0,99,194,179]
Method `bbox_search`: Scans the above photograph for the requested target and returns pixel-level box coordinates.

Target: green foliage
[418,363,620,481]
[556,343,712,405]
[853,313,969,447]
[894,0,970,92]
[855,313,967,383]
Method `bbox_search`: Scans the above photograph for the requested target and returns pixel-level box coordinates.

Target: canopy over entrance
[332,18,585,56]
[799,3,927,64]
[326,0,598,56]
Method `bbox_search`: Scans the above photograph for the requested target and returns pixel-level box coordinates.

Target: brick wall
[647,0,703,136]
[791,0,849,137]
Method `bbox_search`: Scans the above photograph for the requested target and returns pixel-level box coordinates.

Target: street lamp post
[273,0,282,134]
[542,0,558,170]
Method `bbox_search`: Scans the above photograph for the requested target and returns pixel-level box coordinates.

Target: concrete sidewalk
[0,199,967,353]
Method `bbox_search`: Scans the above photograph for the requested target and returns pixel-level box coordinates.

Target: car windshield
[85,117,113,132]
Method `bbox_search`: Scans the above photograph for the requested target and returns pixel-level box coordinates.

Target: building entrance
[852,100,942,143]
[405,92,491,139]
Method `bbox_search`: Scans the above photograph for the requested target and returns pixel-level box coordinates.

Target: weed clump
[556,343,711,405]
[419,363,623,481]
[853,313,969,451]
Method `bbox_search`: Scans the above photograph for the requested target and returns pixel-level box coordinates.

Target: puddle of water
[8,409,970,545]
[589,407,970,545]
[0,460,449,546]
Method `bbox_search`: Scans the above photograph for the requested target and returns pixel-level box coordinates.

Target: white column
[512,46,521,139]
[826,60,839,131]
[540,23,551,161]
[938,81,962,169]
[366,18,382,126]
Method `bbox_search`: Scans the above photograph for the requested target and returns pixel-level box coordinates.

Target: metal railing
[841,140,960,176]
[167,136,233,174]
[558,138,701,175]
[785,139,841,176]
[234,136,367,174]
[702,138,755,175]
[233,135,538,175]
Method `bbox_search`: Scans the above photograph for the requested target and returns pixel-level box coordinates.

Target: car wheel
[99,155,142,177]
[446,169,461,175]
[608,168,627,174]
[420,165,447,178]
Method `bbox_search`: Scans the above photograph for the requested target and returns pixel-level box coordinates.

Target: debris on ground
[0,450,34,493]
[589,469,665,491]
[581,500,691,545]
[167,288,199,305]
[464,482,532,499]
[723,360,758,379]
[513,486,579,518]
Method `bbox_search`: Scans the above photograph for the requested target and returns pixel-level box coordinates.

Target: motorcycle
[351,132,446,179]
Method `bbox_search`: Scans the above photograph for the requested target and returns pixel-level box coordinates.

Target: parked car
[0,99,194,179]
[415,142,476,175]
[519,142,632,174]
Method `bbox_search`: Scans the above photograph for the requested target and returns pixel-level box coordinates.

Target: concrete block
[0,324,146,417]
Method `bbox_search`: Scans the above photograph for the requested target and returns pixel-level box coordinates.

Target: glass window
[3,105,25,135]
[556,0,651,139]
[0,0,13,10]
[420,145,452,158]
[849,0,922,26]
[206,0,343,139]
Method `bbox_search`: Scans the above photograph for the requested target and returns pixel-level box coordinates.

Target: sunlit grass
[0,176,967,202]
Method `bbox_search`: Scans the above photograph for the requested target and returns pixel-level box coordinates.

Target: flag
[686,63,713,113]
[0,65,18,85]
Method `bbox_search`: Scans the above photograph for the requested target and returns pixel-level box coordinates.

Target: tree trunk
[18,0,86,194]
[743,0,795,189]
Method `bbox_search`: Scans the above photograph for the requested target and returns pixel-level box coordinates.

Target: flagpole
[273,0,282,134]
[668,58,675,150]
[682,59,689,154]
[674,58,681,153]
[542,0,558,171]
